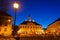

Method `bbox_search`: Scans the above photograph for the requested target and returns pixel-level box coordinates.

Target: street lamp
[8,19,11,22]
[13,2,19,26]
[13,2,19,9]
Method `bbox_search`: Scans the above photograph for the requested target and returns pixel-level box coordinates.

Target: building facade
[45,18,60,35]
[17,16,44,36]
[0,11,13,36]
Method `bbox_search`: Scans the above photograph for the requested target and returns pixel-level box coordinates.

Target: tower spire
[28,15,31,21]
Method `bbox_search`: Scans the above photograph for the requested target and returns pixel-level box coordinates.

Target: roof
[48,18,60,26]
[0,11,11,17]
[20,21,41,25]
[20,16,42,26]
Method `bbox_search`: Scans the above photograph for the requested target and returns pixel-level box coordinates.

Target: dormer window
[59,21,60,24]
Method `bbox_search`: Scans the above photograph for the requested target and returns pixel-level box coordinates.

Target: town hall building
[17,16,44,36]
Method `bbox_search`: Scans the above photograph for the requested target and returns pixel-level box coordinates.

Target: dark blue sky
[8,0,60,28]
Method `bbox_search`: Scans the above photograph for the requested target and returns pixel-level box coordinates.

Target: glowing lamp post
[13,2,19,9]
[8,19,11,22]
[13,2,19,26]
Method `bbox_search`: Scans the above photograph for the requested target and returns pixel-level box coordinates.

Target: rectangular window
[0,28,1,31]
[0,22,2,26]
[4,23,8,26]
[4,28,7,32]
[59,22,60,24]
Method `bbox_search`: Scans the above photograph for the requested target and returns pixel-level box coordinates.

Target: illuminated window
[23,26,25,28]
[4,23,7,26]
[36,32,41,34]
[27,26,28,28]
[0,22,2,26]
[31,26,32,28]
[23,32,27,34]
[4,28,7,32]
[56,33,59,35]
[2,33,4,36]
[59,22,60,24]
[0,28,1,31]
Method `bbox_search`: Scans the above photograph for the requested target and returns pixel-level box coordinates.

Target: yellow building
[17,16,43,36]
[0,11,13,36]
[45,18,60,35]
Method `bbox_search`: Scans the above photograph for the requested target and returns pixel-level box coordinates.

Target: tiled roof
[48,18,60,26]
[20,21,41,25]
